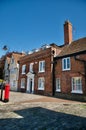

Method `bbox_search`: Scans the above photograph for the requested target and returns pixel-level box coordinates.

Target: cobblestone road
[0,91,86,130]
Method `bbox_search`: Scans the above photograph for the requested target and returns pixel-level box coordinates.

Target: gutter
[54,50,86,60]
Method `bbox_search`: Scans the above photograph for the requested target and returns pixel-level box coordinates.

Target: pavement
[0,91,86,130]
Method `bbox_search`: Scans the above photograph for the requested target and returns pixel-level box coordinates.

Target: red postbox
[4,84,10,102]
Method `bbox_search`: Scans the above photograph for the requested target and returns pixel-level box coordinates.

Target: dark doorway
[30,79,32,93]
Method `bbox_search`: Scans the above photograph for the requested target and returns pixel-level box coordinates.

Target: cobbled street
[0,91,86,130]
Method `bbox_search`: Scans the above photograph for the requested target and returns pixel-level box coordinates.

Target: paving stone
[0,91,86,129]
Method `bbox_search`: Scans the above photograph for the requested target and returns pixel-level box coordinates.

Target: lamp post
[2,45,8,51]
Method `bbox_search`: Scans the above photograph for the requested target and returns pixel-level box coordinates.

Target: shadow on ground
[0,107,86,130]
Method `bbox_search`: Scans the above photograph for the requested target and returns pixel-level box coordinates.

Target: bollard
[4,84,10,102]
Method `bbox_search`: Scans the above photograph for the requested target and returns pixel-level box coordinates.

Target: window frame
[29,63,34,73]
[71,77,83,94]
[21,78,25,88]
[13,80,16,87]
[62,57,71,71]
[56,78,61,92]
[39,60,45,73]
[22,64,26,74]
[38,77,45,90]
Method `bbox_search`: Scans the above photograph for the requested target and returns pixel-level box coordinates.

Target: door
[27,73,34,93]
[30,79,32,93]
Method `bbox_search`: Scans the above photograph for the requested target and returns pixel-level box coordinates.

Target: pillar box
[4,84,10,102]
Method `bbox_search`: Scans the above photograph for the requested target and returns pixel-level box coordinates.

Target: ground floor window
[56,78,61,92]
[21,78,25,88]
[13,80,16,87]
[38,77,45,90]
[71,77,83,94]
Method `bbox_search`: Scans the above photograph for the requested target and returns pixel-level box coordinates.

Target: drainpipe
[51,57,57,96]
[52,59,55,96]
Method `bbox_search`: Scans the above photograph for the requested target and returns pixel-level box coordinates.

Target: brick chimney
[64,20,72,45]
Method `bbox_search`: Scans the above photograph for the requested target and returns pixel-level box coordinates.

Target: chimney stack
[64,20,72,45]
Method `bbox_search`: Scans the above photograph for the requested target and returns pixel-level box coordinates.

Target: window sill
[56,90,61,92]
[38,71,45,73]
[22,73,26,75]
[21,87,25,89]
[71,91,83,94]
[38,88,44,90]
[62,69,70,71]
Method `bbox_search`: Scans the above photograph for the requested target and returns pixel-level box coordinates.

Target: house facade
[18,44,61,96]
[0,56,6,79]
[4,56,10,83]
[54,21,86,101]
[4,52,25,91]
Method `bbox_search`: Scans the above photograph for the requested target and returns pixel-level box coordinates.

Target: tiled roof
[57,37,86,58]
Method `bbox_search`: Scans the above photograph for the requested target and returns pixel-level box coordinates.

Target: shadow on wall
[0,107,86,129]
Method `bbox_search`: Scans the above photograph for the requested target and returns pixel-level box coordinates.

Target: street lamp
[2,45,8,51]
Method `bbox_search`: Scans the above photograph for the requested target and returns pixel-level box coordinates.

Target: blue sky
[0,0,86,57]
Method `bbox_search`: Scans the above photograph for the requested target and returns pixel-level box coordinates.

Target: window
[38,77,45,90]
[29,63,34,72]
[13,80,16,87]
[22,65,26,74]
[39,61,45,72]
[11,58,14,64]
[17,63,19,68]
[71,77,83,94]
[56,78,61,92]
[21,78,25,88]
[10,68,14,74]
[62,57,70,71]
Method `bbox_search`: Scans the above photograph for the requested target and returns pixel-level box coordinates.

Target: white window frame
[29,63,34,73]
[71,77,83,94]
[56,78,61,92]
[38,77,45,90]
[11,57,14,64]
[22,64,26,74]
[62,57,70,71]
[13,80,16,87]
[21,78,25,88]
[39,61,45,72]
[10,68,15,74]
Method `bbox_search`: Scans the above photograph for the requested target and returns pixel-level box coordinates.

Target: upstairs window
[71,77,83,94]
[62,57,70,71]
[11,58,14,64]
[22,65,26,74]
[29,63,34,73]
[39,61,45,72]
[10,68,14,74]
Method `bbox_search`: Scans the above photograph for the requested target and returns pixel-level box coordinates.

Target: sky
[0,0,86,57]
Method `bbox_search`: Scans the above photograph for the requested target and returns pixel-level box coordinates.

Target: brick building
[54,21,86,101]
[18,44,61,96]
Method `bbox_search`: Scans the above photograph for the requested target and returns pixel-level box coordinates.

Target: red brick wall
[55,54,86,95]
[18,46,60,95]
